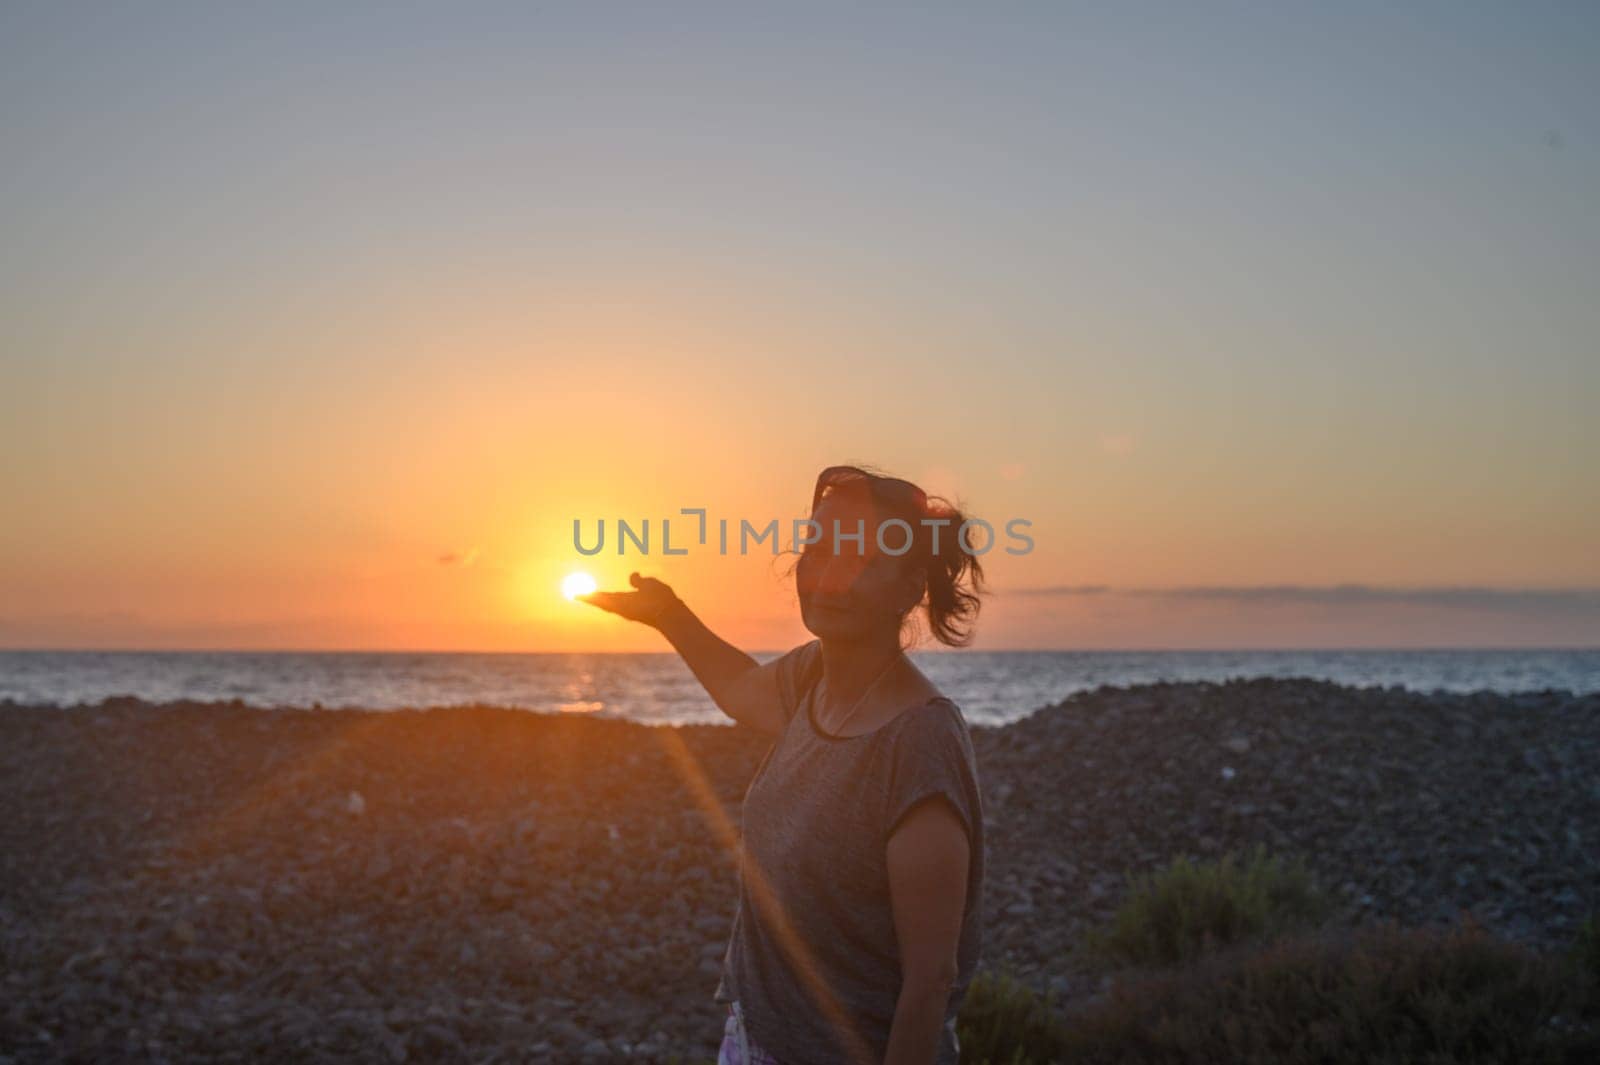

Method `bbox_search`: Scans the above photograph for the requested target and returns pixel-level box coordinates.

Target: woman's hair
[796,463,987,648]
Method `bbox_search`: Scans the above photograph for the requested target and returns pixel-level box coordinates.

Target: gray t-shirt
[712,639,986,1065]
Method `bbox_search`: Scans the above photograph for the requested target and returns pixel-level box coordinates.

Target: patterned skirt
[718,1000,782,1065]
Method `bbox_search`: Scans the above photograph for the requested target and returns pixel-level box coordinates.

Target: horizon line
[3,643,1598,656]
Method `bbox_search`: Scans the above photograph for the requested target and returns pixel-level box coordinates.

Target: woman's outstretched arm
[581,572,790,736]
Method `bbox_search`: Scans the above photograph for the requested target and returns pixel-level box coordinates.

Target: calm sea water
[1,649,1595,728]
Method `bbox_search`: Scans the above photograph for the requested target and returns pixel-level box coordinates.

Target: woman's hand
[578,572,682,627]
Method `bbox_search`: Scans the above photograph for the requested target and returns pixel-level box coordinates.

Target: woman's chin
[802,609,872,641]
[801,608,849,639]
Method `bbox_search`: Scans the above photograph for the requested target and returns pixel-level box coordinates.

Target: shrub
[1057,919,1598,1064]
[1090,846,1334,967]
[954,965,1070,1065]
[679,918,1599,1064]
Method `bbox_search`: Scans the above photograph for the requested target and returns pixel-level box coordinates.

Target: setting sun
[561,572,598,601]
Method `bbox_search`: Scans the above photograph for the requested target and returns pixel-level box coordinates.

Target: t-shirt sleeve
[884,704,982,849]
[772,638,824,725]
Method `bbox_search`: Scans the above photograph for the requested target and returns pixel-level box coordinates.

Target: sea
[1,649,1596,729]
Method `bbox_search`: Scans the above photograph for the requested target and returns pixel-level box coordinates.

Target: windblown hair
[798,463,988,648]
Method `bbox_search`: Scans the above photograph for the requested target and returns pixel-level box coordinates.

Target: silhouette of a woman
[582,464,987,1065]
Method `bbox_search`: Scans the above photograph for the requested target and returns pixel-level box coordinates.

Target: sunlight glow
[562,572,598,601]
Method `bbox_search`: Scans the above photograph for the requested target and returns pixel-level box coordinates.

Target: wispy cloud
[999,583,1600,616]
[1011,583,1115,596]
[437,546,482,567]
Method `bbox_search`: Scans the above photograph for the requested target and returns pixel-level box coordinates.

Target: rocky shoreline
[3,678,1597,1062]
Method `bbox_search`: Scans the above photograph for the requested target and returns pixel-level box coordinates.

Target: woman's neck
[816,635,907,717]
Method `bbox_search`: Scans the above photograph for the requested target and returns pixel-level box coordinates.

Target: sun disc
[562,572,598,601]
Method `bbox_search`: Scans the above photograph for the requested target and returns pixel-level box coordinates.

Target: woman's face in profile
[796,494,922,641]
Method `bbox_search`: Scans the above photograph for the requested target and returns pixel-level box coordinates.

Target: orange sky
[2,6,1597,651]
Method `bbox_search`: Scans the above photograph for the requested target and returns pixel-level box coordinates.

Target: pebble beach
[3,677,1597,1063]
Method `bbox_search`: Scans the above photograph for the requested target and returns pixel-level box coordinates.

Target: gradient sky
[2,2,1596,652]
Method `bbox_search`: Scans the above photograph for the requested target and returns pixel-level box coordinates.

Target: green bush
[676,916,1599,1064]
[1056,919,1597,1064]
[954,965,1070,1065]
[1090,846,1334,967]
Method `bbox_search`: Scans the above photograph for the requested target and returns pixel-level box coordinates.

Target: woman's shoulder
[886,693,969,742]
